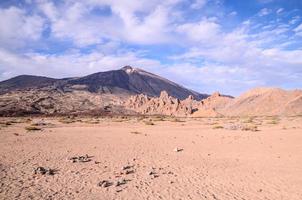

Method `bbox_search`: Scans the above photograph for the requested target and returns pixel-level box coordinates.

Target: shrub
[242,125,258,132]
[131,131,142,135]
[25,126,42,131]
[170,118,186,122]
[267,120,278,125]
[59,118,76,124]
[213,125,224,129]
[144,121,155,125]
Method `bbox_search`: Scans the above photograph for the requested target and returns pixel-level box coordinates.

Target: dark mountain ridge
[0,66,208,100]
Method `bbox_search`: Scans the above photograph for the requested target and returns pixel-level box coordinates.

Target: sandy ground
[0,116,302,200]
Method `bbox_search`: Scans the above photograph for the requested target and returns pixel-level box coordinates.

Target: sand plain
[0,116,302,200]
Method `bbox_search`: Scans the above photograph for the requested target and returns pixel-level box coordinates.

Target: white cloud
[36,0,180,46]
[258,8,272,16]
[37,1,58,21]
[229,11,237,16]
[190,0,207,9]
[176,18,221,44]
[0,6,45,49]
[0,47,160,81]
[276,8,284,14]
[289,16,300,25]
[294,23,302,36]
[169,18,302,94]
[116,5,173,44]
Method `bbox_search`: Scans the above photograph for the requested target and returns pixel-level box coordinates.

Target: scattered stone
[31,120,49,126]
[98,180,113,188]
[34,167,56,176]
[69,154,92,163]
[152,174,159,178]
[131,131,142,135]
[173,147,183,152]
[121,165,132,170]
[115,179,127,187]
[148,169,159,178]
[125,170,135,175]
[224,123,259,132]
[148,171,156,176]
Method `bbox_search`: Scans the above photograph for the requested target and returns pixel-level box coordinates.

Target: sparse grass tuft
[170,118,186,123]
[144,121,155,125]
[242,117,254,123]
[131,131,142,135]
[25,126,42,131]
[212,125,224,129]
[59,117,77,124]
[267,120,279,125]
[242,125,258,132]
[152,116,165,121]
[5,121,12,126]
[83,119,100,124]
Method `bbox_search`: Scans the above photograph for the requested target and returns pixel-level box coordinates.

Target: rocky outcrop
[191,92,233,117]
[0,90,129,116]
[125,91,198,116]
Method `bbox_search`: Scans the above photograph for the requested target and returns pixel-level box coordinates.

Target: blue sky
[0,0,302,95]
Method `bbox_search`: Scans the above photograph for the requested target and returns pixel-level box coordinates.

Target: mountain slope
[0,75,59,94]
[220,87,302,116]
[0,66,207,100]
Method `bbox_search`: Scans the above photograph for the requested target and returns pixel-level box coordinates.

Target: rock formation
[125,91,198,116]
[125,88,302,117]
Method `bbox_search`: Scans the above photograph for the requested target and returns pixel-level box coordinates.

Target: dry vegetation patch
[213,125,224,129]
[144,121,155,125]
[131,131,142,135]
[25,126,42,131]
[58,117,78,124]
[169,118,186,123]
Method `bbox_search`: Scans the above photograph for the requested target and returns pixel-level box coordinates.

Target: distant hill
[0,75,59,94]
[0,66,208,100]
[220,87,302,116]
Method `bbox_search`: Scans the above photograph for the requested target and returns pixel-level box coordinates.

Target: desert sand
[1,116,302,200]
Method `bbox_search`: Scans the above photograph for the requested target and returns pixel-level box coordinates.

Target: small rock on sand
[98,180,112,188]
[116,179,127,187]
[34,167,56,176]
[173,147,183,152]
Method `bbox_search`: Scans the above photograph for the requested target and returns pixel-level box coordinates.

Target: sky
[0,0,302,96]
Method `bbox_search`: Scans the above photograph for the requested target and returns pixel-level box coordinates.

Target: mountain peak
[121,65,137,74]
